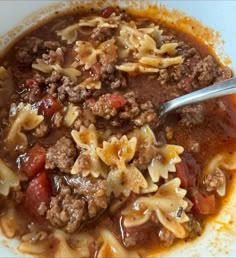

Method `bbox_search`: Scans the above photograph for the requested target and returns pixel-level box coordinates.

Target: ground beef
[45,136,77,173]
[89,91,157,127]
[177,42,199,59]
[15,37,44,65]
[119,92,140,119]
[170,64,190,82]
[90,63,127,90]
[184,215,202,238]
[46,184,86,233]
[132,108,157,127]
[216,66,233,82]
[158,69,170,85]
[52,111,64,128]
[73,153,91,171]
[33,73,46,85]
[101,64,127,89]
[45,71,63,97]
[193,55,218,87]
[120,221,159,247]
[73,108,96,130]
[45,71,62,85]
[38,202,48,216]
[58,76,91,103]
[91,27,115,43]
[33,121,49,138]
[89,94,118,120]
[47,176,108,233]
[42,47,65,65]
[178,104,204,127]
[119,93,157,127]
[66,176,109,218]
[23,85,41,104]
[133,145,158,171]
[203,169,225,192]
[44,41,61,50]
[159,227,175,246]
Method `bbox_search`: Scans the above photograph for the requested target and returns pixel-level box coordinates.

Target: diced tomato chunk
[40,94,61,118]
[191,191,216,215]
[102,7,115,18]
[25,79,39,89]
[25,172,52,215]
[21,144,46,177]
[108,94,127,109]
[176,154,199,189]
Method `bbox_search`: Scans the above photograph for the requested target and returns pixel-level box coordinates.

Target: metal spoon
[158,76,236,124]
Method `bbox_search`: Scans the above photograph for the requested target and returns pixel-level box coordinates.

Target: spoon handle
[159,76,236,118]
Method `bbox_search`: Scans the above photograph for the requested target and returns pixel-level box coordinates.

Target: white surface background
[0,1,236,257]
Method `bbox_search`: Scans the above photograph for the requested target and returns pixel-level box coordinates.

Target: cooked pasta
[0,5,234,258]
[122,178,189,238]
[5,103,44,150]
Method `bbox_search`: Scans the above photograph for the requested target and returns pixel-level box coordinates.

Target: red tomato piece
[176,161,191,189]
[21,144,46,177]
[25,79,39,89]
[40,94,61,118]
[176,154,199,189]
[102,7,115,18]
[191,191,216,215]
[25,172,52,215]
[108,94,127,109]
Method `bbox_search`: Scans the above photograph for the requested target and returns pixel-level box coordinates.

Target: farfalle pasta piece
[57,15,120,44]
[128,124,156,146]
[0,205,18,238]
[98,39,118,65]
[203,152,236,196]
[97,136,147,196]
[118,23,183,73]
[97,229,140,258]
[122,178,189,238]
[116,63,159,73]
[97,136,137,168]
[79,15,120,28]
[107,165,148,197]
[63,104,81,128]
[32,59,81,82]
[148,144,184,182]
[71,125,108,178]
[54,230,94,258]
[138,24,162,47]
[141,175,158,194]
[57,23,82,44]
[78,77,101,90]
[18,239,51,255]
[139,56,184,69]
[74,41,98,69]
[5,103,44,151]
[0,159,20,196]
[74,39,117,69]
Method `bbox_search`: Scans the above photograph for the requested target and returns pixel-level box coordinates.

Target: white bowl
[0,1,236,257]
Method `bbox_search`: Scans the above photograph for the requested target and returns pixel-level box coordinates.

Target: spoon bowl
[158,76,236,124]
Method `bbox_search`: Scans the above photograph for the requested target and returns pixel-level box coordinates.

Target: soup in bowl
[0,1,236,257]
